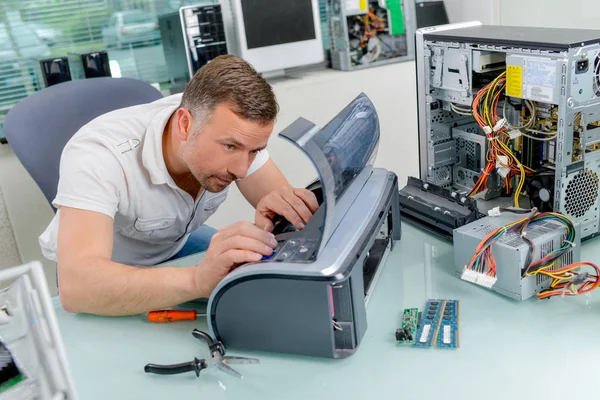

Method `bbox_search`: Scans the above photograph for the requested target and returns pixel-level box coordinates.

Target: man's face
[181,103,274,192]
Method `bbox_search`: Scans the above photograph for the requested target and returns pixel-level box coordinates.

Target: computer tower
[67,51,111,80]
[415,22,600,240]
[33,57,71,89]
[326,0,417,71]
[160,4,228,84]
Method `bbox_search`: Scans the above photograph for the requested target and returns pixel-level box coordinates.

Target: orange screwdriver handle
[148,310,197,323]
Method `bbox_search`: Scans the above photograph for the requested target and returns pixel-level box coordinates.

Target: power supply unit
[453,213,581,301]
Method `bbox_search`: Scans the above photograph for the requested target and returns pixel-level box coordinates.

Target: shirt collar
[141,101,180,187]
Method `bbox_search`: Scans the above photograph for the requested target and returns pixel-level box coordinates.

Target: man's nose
[229,154,249,180]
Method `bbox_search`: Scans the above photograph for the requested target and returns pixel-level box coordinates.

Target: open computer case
[410,21,600,241]
[0,262,77,399]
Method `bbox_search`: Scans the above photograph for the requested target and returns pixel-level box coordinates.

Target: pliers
[144,329,260,379]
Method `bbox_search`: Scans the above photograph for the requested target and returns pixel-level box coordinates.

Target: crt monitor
[229,0,324,73]
[415,0,449,29]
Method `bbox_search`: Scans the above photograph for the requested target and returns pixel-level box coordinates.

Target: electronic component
[0,341,25,393]
[396,308,418,345]
[436,300,459,349]
[454,212,582,300]
[413,300,443,348]
[398,176,482,240]
[526,171,554,211]
[415,0,449,29]
[326,0,418,71]
[415,22,600,241]
[160,5,228,85]
[473,50,506,73]
[0,261,77,398]
[222,0,325,75]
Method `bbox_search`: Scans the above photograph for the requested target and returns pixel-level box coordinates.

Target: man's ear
[176,108,194,142]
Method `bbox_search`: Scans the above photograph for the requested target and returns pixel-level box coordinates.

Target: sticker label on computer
[345,0,367,12]
[524,58,557,103]
[506,65,523,98]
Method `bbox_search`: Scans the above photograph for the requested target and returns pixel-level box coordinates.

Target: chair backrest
[3,77,163,206]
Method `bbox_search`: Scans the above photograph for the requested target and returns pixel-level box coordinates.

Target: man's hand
[254,186,319,232]
[193,221,278,296]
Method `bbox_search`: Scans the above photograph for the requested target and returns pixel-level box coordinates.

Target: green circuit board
[396,308,419,345]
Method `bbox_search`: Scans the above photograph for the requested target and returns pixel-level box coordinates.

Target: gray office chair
[3,77,163,207]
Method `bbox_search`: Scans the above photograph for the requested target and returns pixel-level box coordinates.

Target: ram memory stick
[436,300,460,349]
[396,308,419,345]
[413,300,444,348]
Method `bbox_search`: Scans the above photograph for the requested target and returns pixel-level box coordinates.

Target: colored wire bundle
[465,211,575,280]
[468,71,535,207]
[531,262,600,299]
[464,210,600,299]
[356,9,385,49]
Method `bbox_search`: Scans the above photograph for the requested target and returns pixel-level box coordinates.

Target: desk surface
[54,222,600,400]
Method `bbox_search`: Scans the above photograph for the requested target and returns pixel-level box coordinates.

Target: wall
[498,0,599,29]
[444,0,500,25]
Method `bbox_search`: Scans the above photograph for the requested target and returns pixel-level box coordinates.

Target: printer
[207,93,402,359]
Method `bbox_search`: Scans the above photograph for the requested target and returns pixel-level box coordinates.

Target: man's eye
[224,144,234,151]
[251,149,260,155]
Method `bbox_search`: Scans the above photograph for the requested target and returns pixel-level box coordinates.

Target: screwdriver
[147,310,207,323]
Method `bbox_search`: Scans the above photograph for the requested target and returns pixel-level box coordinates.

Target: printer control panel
[262,238,318,262]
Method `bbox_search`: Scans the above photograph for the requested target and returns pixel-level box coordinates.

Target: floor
[0,144,57,293]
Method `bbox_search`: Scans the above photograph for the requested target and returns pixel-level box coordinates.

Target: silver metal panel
[454,214,581,301]
[416,21,483,181]
[432,139,456,167]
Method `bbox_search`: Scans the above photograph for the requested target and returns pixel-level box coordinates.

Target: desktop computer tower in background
[67,51,111,80]
[160,4,228,85]
[327,0,417,71]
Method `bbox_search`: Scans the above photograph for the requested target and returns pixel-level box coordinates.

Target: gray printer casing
[207,93,401,359]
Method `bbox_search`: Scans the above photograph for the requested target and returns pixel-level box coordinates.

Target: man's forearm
[58,258,203,316]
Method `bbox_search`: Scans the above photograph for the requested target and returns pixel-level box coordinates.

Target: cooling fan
[526,172,554,212]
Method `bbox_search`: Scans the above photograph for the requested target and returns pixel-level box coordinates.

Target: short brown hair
[181,55,278,126]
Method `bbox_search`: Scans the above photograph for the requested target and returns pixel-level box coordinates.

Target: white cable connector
[493,118,507,132]
[488,206,501,217]
[496,155,510,178]
[461,268,497,289]
[483,126,493,134]
[508,130,522,140]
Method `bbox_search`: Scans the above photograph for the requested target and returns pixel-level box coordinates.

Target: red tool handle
[148,310,197,323]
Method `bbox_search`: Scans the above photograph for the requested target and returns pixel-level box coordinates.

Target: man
[39,55,318,316]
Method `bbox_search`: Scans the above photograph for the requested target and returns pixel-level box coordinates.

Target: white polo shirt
[39,94,269,266]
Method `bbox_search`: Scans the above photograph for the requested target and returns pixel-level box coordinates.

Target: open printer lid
[277,92,380,256]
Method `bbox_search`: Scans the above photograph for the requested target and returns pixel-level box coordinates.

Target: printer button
[261,240,285,261]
